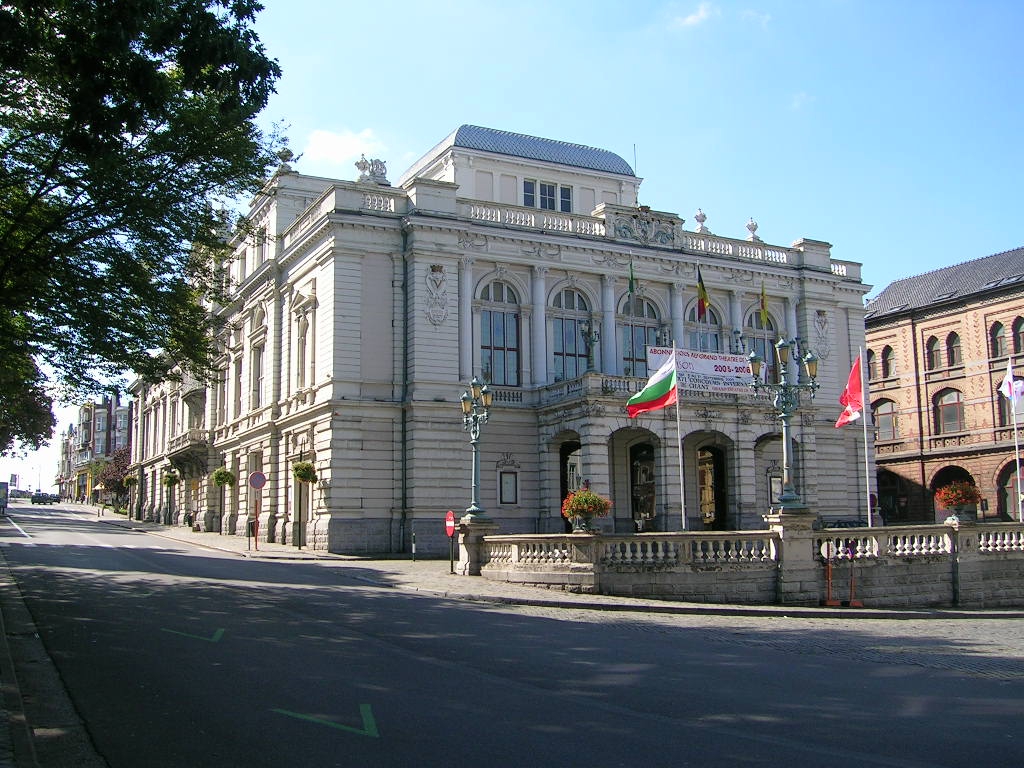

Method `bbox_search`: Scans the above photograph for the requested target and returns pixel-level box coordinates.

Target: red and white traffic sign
[445,510,456,538]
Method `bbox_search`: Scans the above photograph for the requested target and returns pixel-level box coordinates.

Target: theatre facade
[128,125,871,554]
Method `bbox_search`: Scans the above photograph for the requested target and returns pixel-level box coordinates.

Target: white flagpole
[1013,394,1022,523]
[858,346,872,527]
[673,341,687,530]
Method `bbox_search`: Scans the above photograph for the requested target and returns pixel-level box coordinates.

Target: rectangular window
[523,180,536,208]
[539,182,556,210]
[251,345,264,409]
[500,471,518,505]
[559,186,572,213]
[481,310,520,387]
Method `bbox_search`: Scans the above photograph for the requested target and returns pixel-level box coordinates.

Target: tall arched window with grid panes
[621,294,661,378]
[686,304,722,354]
[480,281,521,387]
[934,388,965,434]
[744,308,777,382]
[551,287,590,382]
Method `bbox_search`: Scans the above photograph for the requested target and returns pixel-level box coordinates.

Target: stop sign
[445,510,456,538]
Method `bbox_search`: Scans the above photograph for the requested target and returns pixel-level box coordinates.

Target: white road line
[2,516,35,544]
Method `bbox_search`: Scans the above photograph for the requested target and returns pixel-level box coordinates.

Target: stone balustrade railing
[473,520,1024,608]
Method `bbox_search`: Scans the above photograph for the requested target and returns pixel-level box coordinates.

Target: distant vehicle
[31,493,55,505]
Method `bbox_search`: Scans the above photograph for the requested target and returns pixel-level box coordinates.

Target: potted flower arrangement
[162,470,180,487]
[934,481,981,521]
[561,487,612,532]
[292,460,317,484]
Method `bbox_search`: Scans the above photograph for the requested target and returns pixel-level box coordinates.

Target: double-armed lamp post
[460,376,493,519]
[748,339,820,512]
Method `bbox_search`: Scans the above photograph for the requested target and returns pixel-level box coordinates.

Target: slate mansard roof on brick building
[865,247,1024,319]
[399,124,636,184]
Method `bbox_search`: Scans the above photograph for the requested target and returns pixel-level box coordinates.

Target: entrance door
[630,443,656,531]
[560,442,581,533]
[697,447,727,529]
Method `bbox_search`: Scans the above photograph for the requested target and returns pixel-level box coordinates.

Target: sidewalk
[83,506,1019,621]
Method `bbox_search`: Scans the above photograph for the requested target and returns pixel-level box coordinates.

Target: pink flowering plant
[561,488,612,520]
[934,481,982,508]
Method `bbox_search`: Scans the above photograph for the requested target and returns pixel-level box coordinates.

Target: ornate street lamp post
[748,338,820,512]
[460,377,493,518]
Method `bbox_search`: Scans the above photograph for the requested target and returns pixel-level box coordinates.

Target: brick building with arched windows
[865,248,1024,523]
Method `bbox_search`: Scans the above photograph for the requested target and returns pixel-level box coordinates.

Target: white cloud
[740,9,772,27]
[673,2,716,28]
[300,128,386,177]
[790,91,812,110]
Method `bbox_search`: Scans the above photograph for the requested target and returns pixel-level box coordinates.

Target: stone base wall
[476,521,1024,609]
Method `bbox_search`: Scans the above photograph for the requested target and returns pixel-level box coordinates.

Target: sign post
[247,472,267,551]
[445,510,457,574]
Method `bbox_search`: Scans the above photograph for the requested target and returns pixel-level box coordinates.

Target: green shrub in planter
[162,472,180,487]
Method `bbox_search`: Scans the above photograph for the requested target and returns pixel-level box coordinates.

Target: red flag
[835,356,863,428]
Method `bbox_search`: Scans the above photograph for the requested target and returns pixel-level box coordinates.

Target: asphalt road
[2,505,1023,767]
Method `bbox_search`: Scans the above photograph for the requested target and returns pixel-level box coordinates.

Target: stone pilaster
[764,511,820,605]
[457,515,500,575]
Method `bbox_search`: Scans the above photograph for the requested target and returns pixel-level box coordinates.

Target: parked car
[31,493,55,505]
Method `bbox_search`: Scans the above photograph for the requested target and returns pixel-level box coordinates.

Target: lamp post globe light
[748,338,820,512]
[460,376,493,519]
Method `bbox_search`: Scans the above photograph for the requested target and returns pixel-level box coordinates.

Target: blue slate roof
[407,125,636,178]
[865,247,1024,319]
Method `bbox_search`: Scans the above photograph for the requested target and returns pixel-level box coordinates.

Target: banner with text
[646,347,752,395]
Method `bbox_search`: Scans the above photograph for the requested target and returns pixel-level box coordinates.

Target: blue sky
[6,0,1023,490]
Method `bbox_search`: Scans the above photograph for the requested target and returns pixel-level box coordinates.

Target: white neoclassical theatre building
[128,125,872,554]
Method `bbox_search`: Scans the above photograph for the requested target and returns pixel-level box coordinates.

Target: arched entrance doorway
[930,465,975,522]
[560,440,581,533]
[996,462,1021,522]
[630,442,656,531]
[697,446,727,529]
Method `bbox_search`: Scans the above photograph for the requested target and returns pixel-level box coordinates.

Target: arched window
[481,281,521,386]
[873,399,898,441]
[685,304,721,353]
[990,322,1007,358]
[621,295,660,378]
[551,287,590,381]
[925,336,941,371]
[999,376,1024,427]
[946,332,962,367]
[881,346,895,378]
[934,389,964,434]
[744,309,777,382]
[1014,317,1024,354]
[866,349,877,381]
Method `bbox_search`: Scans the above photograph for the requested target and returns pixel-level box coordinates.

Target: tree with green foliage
[96,445,131,502]
[0,0,283,455]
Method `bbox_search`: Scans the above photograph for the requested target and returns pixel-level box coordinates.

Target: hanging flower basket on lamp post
[561,487,612,533]
[162,471,180,487]
[212,467,236,487]
[292,461,317,484]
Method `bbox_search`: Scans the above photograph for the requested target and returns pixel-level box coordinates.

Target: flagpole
[1013,394,1022,523]
[673,341,686,530]
[859,346,872,528]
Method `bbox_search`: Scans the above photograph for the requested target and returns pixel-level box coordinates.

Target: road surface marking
[272,705,379,738]
[161,627,225,643]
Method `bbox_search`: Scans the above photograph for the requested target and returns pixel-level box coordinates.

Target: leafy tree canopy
[96,445,131,493]
[0,0,282,455]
